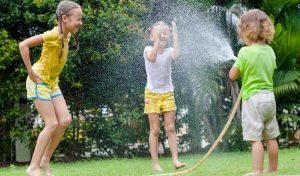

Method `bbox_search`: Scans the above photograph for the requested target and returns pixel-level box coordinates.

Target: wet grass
[1,148,299,176]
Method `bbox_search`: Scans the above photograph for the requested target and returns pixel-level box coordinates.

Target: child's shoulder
[144,46,152,50]
[166,47,174,51]
[144,46,152,53]
[42,27,60,41]
[239,46,250,52]
[240,44,273,54]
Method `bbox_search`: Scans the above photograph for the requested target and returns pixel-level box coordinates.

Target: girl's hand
[28,70,42,84]
[171,20,181,59]
[153,30,161,45]
[172,21,177,35]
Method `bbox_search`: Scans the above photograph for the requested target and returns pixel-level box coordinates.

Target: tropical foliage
[0,0,299,163]
[209,0,300,149]
[262,0,300,145]
[0,29,29,162]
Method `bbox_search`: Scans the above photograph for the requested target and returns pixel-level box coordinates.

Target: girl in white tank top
[143,21,186,171]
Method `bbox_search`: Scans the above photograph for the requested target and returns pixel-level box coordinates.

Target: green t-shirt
[233,44,277,100]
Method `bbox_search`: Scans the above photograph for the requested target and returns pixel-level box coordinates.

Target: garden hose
[149,89,242,176]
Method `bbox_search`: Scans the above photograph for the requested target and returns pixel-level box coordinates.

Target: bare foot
[173,161,186,169]
[26,166,41,176]
[40,160,53,176]
[266,169,277,174]
[152,165,164,172]
[243,171,262,176]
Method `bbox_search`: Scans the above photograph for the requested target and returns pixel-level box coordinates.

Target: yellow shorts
[144,89,176,114]
[26,76,62,101]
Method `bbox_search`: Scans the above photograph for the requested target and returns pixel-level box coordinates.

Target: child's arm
[229,67,240,80]
[171,21,181,59]
[19,35,44,84]
[146,34,160,62]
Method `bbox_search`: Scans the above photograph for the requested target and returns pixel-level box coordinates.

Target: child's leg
[266,139,278,173]
[163,111,185,169]
[26,100,58,176]
[251,141,264,173]
[148,113,163,171]
[40,96,72,176]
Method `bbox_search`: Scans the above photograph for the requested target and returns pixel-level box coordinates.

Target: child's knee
[59,114,72,127]
[150,128,160,136]
[45,121,59,132]
[165,124,175,134]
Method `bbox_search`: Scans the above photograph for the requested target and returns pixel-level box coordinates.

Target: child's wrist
[27,68,34,74]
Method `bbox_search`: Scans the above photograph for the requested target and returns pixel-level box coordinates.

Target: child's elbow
[173,53,181,60]
[19,41,26,50]
[172,50,181,59]
[229,73,236,80]
[147,56,156,62]
[229,68,239,80]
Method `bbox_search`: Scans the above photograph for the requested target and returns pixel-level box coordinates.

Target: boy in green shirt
[229,9,280,175]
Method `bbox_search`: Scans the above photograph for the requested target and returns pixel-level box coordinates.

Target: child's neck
[157,45,166,53]
[250,40,266,45]
[158,48,164,53]
[57,26,69,39]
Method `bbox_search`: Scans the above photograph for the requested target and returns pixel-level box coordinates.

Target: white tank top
[143,46,174,93]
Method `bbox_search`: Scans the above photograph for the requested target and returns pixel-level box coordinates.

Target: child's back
[235,44,276,100]
[229,9,280,175]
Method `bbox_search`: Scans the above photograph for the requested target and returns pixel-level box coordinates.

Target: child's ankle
[152,164,163,172]
[268,169,278,173]
[26,166,41,176]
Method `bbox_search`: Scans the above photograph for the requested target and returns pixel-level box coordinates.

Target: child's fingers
[30,73,41,84]
[35,75,42,84]
[171,22,177,34]
[172,21,177,27]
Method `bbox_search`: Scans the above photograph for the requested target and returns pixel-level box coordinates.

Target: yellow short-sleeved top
[32,27,71,86]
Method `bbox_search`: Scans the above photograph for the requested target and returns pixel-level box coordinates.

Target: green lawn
[1,148,299,176]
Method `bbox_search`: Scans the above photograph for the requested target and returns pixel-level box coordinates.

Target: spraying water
[80,0,240,165]
[143,1,238,152]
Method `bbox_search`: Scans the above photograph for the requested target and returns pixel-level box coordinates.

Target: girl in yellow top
[19,1,82,176]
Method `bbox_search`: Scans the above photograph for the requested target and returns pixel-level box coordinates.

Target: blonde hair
[238,9,274,45]
[56,0,81,60]
[144,21,170,41]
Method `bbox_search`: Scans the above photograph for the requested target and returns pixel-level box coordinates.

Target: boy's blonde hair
[238,9,274,45]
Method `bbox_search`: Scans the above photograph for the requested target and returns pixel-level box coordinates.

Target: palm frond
[261,0,300,71]
[273,70,300,97]
[209,4,247,35]
[262,0,300,22]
